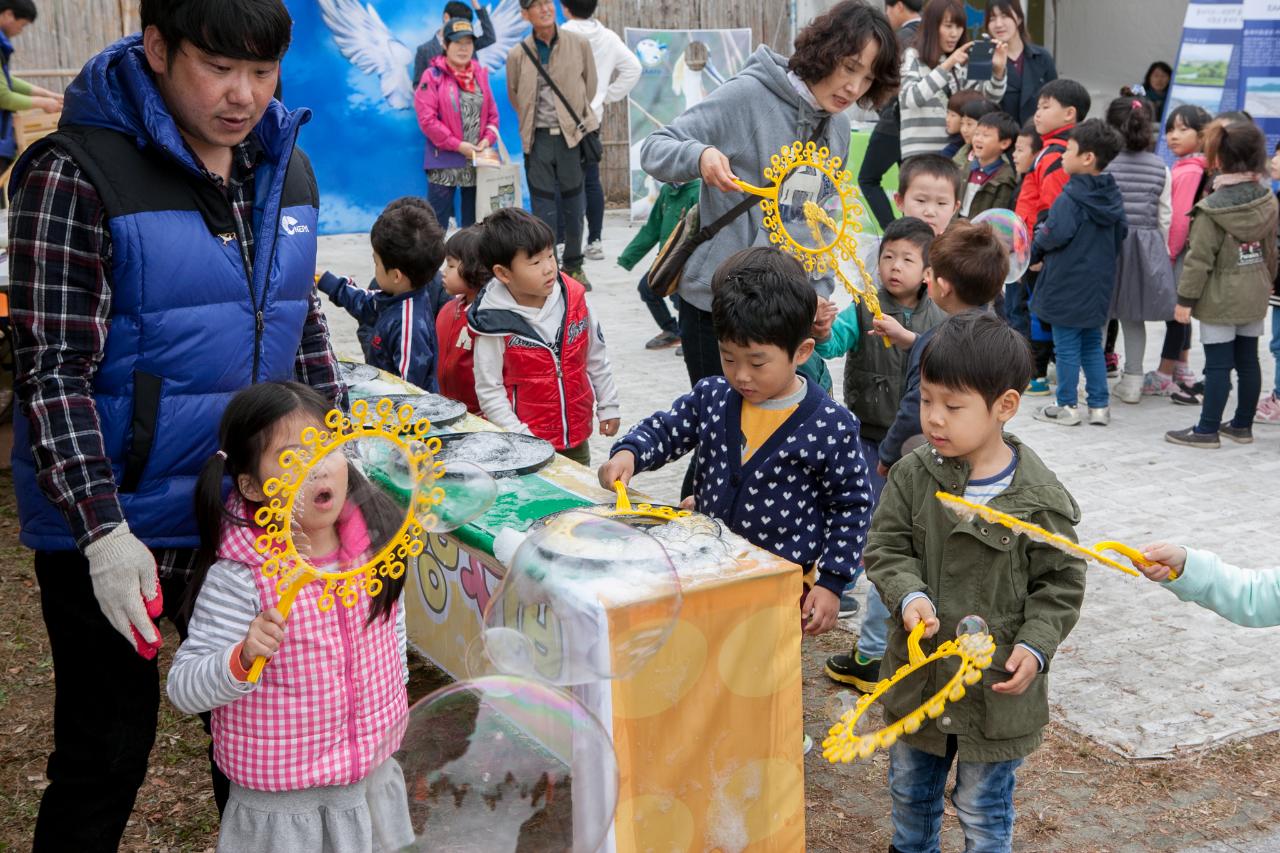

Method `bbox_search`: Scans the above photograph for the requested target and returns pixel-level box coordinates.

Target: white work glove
[83,522,164,659]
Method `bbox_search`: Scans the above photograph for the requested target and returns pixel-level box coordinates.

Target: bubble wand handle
[246,574,311,683]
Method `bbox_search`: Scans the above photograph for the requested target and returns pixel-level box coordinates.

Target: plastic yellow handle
[1094,541,1178,580]
[613,480,632,513]
[246,577,309,683]
[906,620,928,667]
[731,178,773,197]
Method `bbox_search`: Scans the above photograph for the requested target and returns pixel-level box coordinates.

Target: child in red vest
[435,226,489,414]
[468,209,620,465]
[168,381,412,850]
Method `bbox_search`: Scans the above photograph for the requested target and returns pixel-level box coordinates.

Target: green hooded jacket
[1177,181,1278,325]
[618,180,702,271]
[865,435,1087,762]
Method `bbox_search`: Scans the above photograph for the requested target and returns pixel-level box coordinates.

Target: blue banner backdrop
[283,0,533,234]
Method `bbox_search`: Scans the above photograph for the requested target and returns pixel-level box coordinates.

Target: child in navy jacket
[317,197,444,391]
[599,247,872,634]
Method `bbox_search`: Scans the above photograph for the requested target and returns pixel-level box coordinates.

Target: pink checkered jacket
[210,494,408,792]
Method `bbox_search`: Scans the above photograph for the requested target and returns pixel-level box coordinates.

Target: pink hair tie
[1131,99,1143,110]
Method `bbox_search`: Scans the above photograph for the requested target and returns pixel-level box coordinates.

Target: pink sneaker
[1256,393,1280,425]
[1173,365,1199,387]
[1142,370,1177,397]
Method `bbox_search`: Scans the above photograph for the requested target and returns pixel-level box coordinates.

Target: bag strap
[695,117,831,243]
[521,40,590,134]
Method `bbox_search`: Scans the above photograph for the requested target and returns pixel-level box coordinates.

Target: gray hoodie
[640,46,851,311]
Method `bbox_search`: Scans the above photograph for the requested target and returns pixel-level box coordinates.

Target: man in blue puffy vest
[7,0,343,848]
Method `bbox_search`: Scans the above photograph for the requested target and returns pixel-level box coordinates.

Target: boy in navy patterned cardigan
[599,247,873,635]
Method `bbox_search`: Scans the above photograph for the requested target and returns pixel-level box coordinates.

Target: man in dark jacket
[7,1,343,848]
[1031,119,1128,427]
[411,0,496,85]
[857,0,922,228]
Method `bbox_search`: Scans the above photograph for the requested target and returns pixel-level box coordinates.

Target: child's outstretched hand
[1137,542,1187,583]
[802,586,840,636]
[597,450,636,490]
[902,597,939,638]
[599,417,620,437]
[239,607,286,674]
[990,646,1038,695]
[871,314,917,350]
[812,297,837,341]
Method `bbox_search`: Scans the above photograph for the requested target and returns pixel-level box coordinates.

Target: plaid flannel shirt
[9,137,343,578]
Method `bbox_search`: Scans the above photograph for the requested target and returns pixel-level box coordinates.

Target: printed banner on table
[281,0,531,234]
[623,27,753,221]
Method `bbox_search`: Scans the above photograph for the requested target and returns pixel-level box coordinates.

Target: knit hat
[443,18,475,42]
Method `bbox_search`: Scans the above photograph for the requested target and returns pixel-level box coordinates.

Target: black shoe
[825,649,882,692]
[1165,426,1220,448]
[1220,424,1254,444]
[645,331,681,350]
[1171,387,1202,406]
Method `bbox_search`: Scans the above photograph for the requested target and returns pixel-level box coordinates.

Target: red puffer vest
[435,295,481,414]
[469,274,594,449]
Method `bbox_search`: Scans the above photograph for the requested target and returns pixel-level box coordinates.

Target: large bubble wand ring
[732,141,890,346]
[934,491,1166,578]
[822,618,996,763]
[246,399,459,682]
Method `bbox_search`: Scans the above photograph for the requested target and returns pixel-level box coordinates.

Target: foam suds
[435,432,554,474]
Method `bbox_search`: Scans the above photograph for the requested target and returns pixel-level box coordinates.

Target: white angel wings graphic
[317,0,529,110]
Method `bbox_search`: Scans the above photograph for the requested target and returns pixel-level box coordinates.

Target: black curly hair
[789,0,901,110]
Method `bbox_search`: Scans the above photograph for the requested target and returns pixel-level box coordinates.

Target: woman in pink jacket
[413,18,500,229]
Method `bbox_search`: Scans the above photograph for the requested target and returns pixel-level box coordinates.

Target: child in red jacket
[435,227,489,414]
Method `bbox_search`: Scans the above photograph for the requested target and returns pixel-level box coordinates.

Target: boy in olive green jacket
[865,312,1087,853]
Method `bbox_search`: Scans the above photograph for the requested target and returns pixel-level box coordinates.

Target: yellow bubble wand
[246,398,447,682]
[933,491,1168,578]
[822,620,996,763]
[732,141,890,346]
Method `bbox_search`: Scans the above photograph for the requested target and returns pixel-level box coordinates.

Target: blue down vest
[9,35,318,550]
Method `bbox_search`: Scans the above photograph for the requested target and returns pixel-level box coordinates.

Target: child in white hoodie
[467,208,620,466]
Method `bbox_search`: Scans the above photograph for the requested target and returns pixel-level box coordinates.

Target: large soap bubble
[483,511,682,686]
[955,614,989,639]
[369,675,619,853]
[971,208,1031,283]
[424,459,498,533]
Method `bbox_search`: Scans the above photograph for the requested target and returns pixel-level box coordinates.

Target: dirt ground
[1,469,1278,852]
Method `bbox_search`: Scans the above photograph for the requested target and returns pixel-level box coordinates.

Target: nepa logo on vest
[281,214,311,235]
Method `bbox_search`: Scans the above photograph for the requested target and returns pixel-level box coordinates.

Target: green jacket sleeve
[618,194,665,270]
[1176,211,1223,307]
[1011,508,1087,667]
[814,304,861,359]
[864,464,929,615]
[0,74,34,112]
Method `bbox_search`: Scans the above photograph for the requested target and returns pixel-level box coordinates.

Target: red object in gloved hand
[131,585,164,660]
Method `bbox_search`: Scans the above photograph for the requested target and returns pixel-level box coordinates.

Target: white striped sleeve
[166,559,261,714]
[400,300,413,380]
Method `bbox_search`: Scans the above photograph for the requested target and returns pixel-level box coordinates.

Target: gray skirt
[217,759,414,853]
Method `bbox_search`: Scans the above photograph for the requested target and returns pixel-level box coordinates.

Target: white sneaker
[1035,404,1081,426]
[1114,374,1143,404]
[1046,363,1057,385]
[556,242,565,263]
[1088,406,1111,426]
[584,240,604,261]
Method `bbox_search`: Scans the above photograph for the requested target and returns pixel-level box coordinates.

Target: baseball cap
[443,18,475,42]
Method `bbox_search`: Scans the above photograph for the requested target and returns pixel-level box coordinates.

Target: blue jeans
[637,273,680,335]
[1051,325,1109,408]
[426,180,476,230]
[1270,306,1280,395]
[855,436,891,658]
[584,160,604,244]
[889,739,1023,853]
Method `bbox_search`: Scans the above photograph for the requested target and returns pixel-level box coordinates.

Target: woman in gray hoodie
[641,0,900,385]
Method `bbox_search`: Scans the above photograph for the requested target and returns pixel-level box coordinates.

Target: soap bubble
[825,690,860,721]
[483,512,682,686]
[971,208,1031,283]
[369,676,618,853]
[956,614,990,639]
[424,460,498,533]
[477,627,536,678]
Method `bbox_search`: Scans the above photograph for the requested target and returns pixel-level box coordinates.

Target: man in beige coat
[506,0,597,285]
